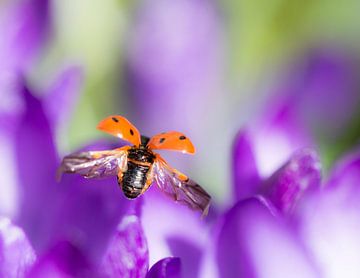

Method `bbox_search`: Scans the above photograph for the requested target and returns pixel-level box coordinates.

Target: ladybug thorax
[127,146,156,164]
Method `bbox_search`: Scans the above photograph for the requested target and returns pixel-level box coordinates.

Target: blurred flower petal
[14,83,136,266]
[14,84,60,250]
[126,0,222,132]
[250,102,313,178]
[297,149,360,278]
[146,257,181,278]
[295,48,360,136]
[44,66,83,131]
[166,236,202,278]
[326,148,360,192]
[0,72,24,131]
[0,217,36,277]
[232,130,261,201]
[51,175,135,265]
[0,0,49,70]
[141,186,208,275]
[216,198,319,278]
[261,149,321,214]
[100,214,148,278]
[28,241,96,277]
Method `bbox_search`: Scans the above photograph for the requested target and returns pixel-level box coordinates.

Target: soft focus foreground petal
[0,217,36,277]
[100,214,148,278]
[0,0,49,70]
[28,241,96,278]
[216,198,318,278]
[0,72,24,131]
[14,84,60,250]
[14,85,135,265]
[52,175,134,265]
[44,66,83,131]
[0,74,24,217]
[142,186,208,278]
[261,149,322,214]
[296,149,360,278]
[232,130,261,201]
[146,257,181,278]
[0,130,20,218]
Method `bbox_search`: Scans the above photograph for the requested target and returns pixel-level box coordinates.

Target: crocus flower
[265,47,360,146]
[0,0,49,71]
[139,47,360,277]
[0,73,184,277]
[0,0,50,218]
[2,0,360,276]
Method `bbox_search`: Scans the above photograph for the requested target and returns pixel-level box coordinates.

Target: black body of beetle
[120,137,156,199]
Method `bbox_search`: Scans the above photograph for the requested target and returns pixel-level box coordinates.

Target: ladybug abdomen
[122,161,150,199]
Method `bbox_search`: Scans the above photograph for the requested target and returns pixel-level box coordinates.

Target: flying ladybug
[59,115,211,216]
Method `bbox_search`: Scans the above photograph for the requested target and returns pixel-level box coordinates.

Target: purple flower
[146,257,181,278]
[267,47,360,139]
[138,48,360,277]
[2,0,360,276]
[0,0,50,220]
[0,0,49,71]
[0,73,183,277]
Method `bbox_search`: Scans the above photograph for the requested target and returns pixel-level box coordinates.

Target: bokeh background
[1,0,360,276]
[27,0,360,203]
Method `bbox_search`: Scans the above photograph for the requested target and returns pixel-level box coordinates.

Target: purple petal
[166,237,201,278]
[250,102,313,179]
[100,214,148,278]
[0,72,24,131]
[261,149,322,214]
[146,257,181,278]
[216,198,319,278]
[14,83,136,266]
[326,147,360,192]
[271,47,360,138]
[14,84,60,250]
[0,217,36,277]
[296,148,360,277]
[295,48,360,135]
[141,186,208,275]
[44,66,83,131]
[0,0,49,70]
[51,175,136,264]
[28,241,96,277]
[232,130,261,201]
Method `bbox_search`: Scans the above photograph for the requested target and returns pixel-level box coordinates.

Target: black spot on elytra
[179,135,186,140]
[130,129,134,136]
[112,117,119,123]
[159,138,166,143]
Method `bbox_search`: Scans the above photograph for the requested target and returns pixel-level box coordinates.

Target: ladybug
[59,115,211,216]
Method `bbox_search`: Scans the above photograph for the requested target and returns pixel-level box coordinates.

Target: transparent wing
[153,155,211,216]
[58,148,128,180]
